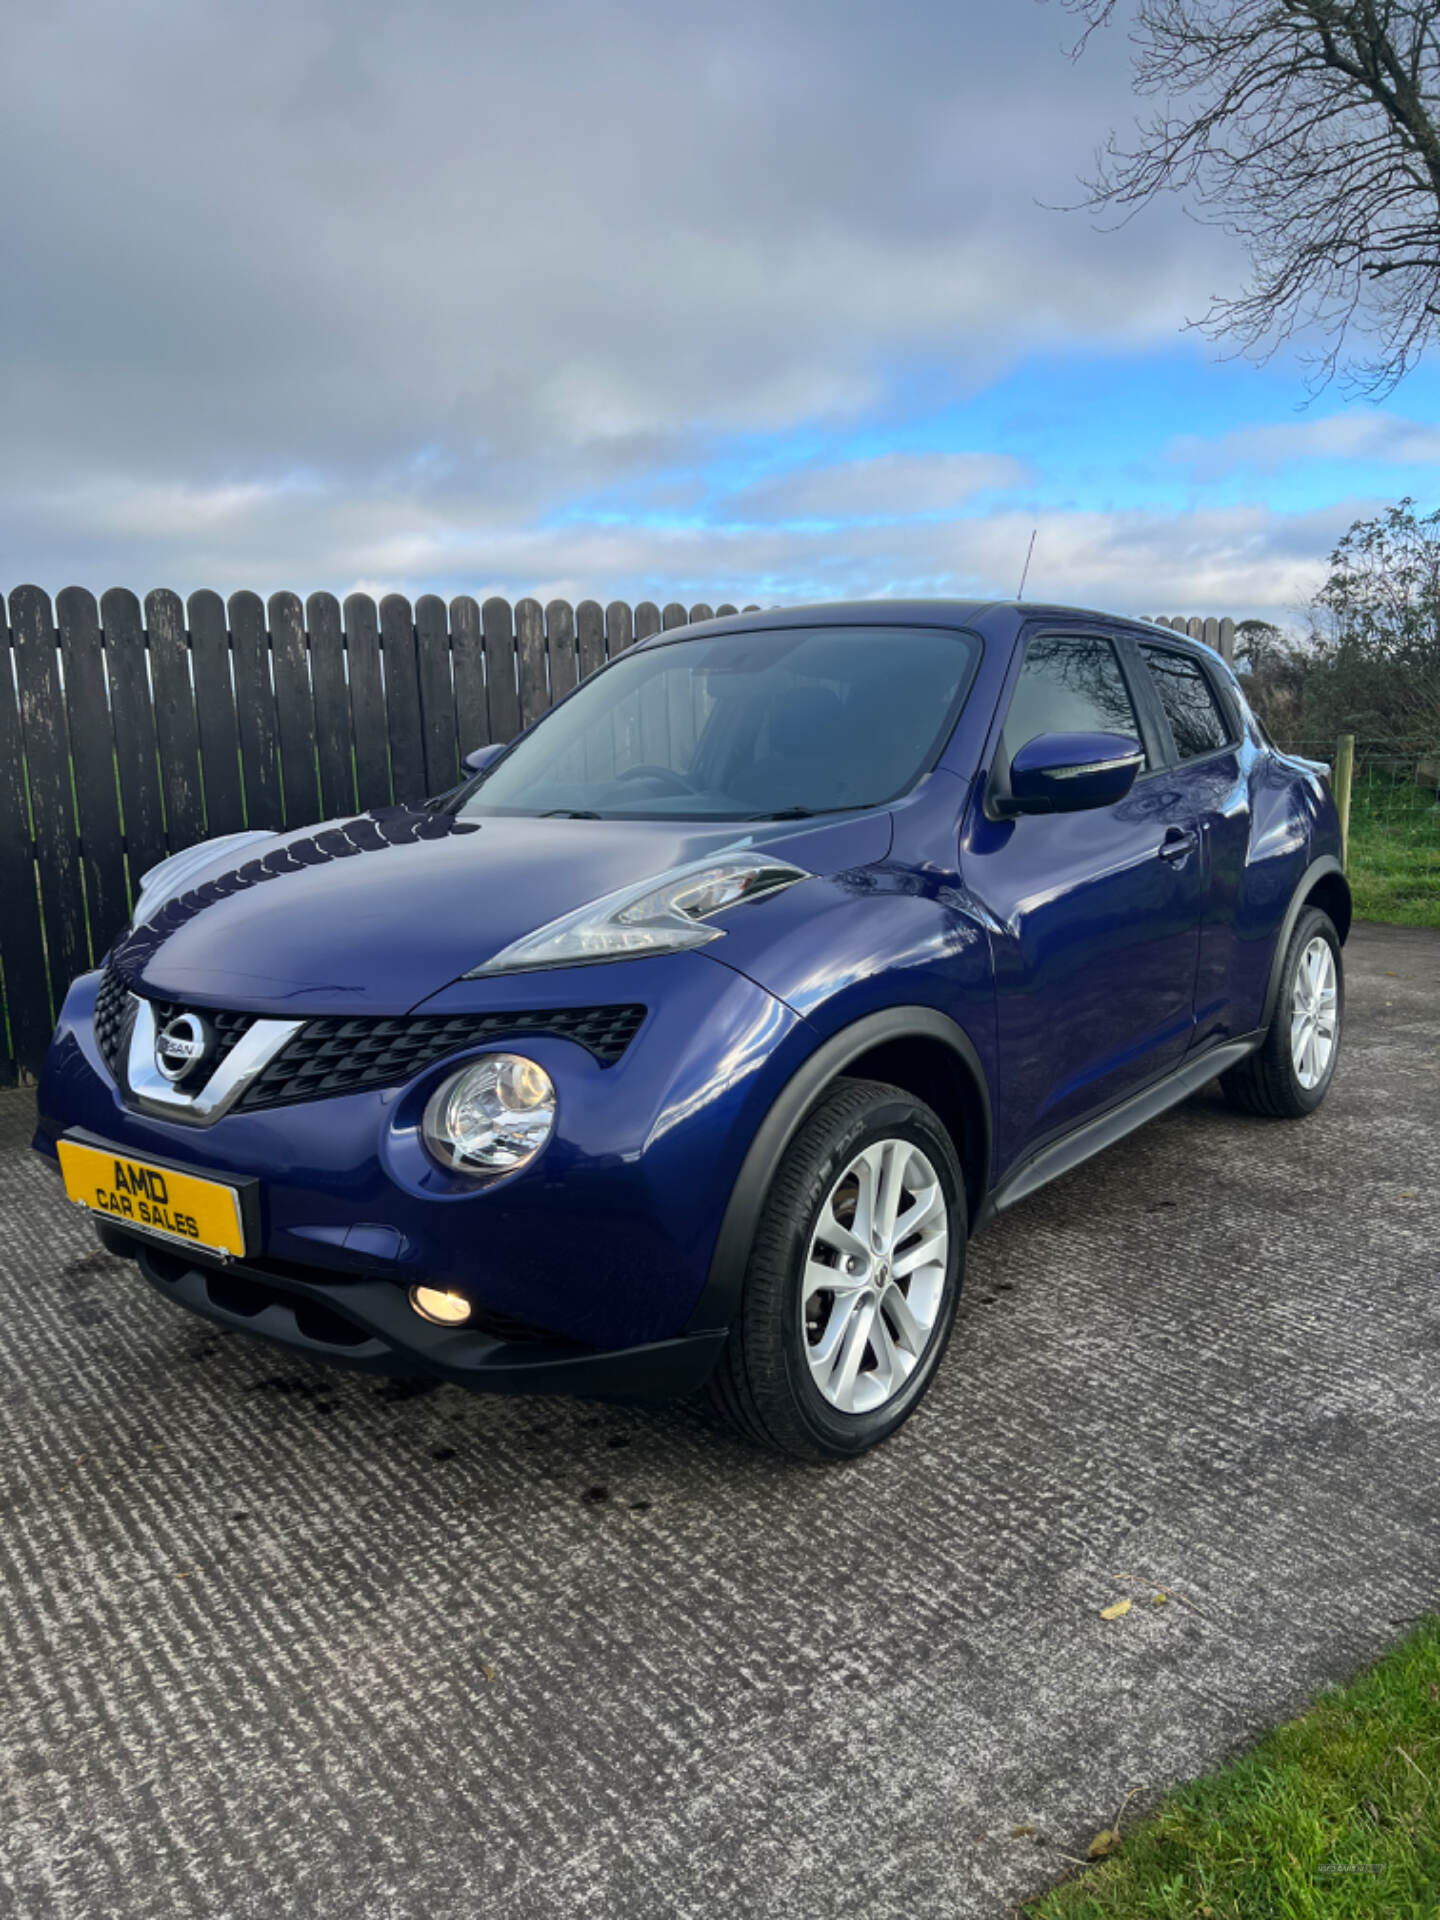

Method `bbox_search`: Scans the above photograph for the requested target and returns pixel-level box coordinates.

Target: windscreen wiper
[745,806,818,820]
[539,809,602,819]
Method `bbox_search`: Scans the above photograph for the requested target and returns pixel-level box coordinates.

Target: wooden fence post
[1333,733,1355,872]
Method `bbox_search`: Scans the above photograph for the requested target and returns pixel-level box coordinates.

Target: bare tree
[1057,2,1440,393]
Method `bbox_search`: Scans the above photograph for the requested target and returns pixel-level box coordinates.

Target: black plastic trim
[977,1030,1265,1224]
[124,1236,726,1403]
[687,1006,993,1335]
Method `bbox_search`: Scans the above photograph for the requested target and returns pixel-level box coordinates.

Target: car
[32,600,1349,1459]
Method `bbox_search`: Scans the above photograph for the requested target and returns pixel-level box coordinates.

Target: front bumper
[102,1226,726,1401]
[35,952,810,1366]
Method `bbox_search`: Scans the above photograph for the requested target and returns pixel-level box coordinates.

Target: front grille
[93,962,258,1088]
[93,963,137,1081]
[95,955,645,1108]
[237,1005,647,1109]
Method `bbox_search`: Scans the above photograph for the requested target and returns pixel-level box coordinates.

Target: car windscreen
[454,625,980,821]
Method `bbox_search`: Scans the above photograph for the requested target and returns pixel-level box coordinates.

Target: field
[1345,764,1440,929]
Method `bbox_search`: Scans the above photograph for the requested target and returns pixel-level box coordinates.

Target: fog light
[410,1285,474,1326]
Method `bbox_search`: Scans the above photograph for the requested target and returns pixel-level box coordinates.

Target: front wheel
[708,1079,965,1459]
[1221,905,1344,1118]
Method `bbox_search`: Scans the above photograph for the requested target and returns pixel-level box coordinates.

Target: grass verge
[1346,777,1440,928]
[1024,1617,1440,1919]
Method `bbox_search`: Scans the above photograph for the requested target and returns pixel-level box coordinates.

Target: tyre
[1221,906,1344,1119]
[708,1078,965,1459]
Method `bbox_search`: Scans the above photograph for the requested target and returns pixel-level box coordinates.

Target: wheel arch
[1259,854,1350,1032]
[1304,865,1352,946]
[687,1007,992,1335]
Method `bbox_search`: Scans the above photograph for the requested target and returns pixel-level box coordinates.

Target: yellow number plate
[57,1137,248,1259]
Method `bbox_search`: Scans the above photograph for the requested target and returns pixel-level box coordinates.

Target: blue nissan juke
[33,601,1349,1459]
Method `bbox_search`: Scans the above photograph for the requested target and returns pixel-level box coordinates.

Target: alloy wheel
[1290,935,1338,1089]
[802,1137,949,1415]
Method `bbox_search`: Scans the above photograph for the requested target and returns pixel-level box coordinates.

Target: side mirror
[1005,731,1143,815]
[462,742,506,778]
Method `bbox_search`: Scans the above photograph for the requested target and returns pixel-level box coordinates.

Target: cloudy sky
[3,0,1438,623]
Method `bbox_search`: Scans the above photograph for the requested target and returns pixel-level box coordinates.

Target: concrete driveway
[2,920,1437,1919]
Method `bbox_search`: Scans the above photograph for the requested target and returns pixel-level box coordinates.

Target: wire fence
[1278,736,1440,928]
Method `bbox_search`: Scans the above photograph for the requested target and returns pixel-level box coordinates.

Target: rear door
[1133,639,1253,1052]
[963,625,1205,1169]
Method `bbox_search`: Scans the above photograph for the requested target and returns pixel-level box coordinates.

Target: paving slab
[1,920,1436,1918]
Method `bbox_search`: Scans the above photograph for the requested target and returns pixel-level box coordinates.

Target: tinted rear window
[1139,646,1233,761]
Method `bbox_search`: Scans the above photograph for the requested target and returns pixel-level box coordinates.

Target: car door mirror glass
[1006,731,1143,815]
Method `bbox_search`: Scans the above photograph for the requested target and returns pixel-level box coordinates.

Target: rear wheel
[708,1079,964,1459]
[1221,906,1344,1118]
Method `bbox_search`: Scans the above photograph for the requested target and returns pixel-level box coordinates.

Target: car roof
[629,598,1215,655]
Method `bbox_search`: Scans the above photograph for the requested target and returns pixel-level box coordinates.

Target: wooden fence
[0,588,1239,1085]
[0,587,760,1084]
[1147,614,1237,662]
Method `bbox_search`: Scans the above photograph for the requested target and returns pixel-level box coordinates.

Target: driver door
[963,626,1205,1170]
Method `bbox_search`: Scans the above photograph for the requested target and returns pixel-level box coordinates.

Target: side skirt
[975,1030,1265,1228]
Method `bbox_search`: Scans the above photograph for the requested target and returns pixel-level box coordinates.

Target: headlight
[422,1054,557,1175]
[466,852,809,977]
[133,831,276,927]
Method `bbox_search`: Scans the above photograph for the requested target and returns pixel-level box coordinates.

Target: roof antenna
[1016,527,1037,600]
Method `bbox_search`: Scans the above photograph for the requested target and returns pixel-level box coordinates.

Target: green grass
[1345,774,1440,928]
[1025,1618,1440,1919]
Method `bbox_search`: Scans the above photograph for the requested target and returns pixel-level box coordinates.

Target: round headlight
[422,1054,557,1175]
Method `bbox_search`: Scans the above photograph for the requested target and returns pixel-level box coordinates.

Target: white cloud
[1173,412,1440,478]
[720,452,1028,523]
[5,466,1360,625]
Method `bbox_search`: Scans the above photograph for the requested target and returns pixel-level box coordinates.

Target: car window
[456,625,981,820]
[1000,635,1146,764]
[1139,646,1233,761]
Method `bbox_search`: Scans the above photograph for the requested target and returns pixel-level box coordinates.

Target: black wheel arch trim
[686,1006,992,1335]
[1260,854,1349,1033]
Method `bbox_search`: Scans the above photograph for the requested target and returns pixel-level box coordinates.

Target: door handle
[1158,827,1199,861]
